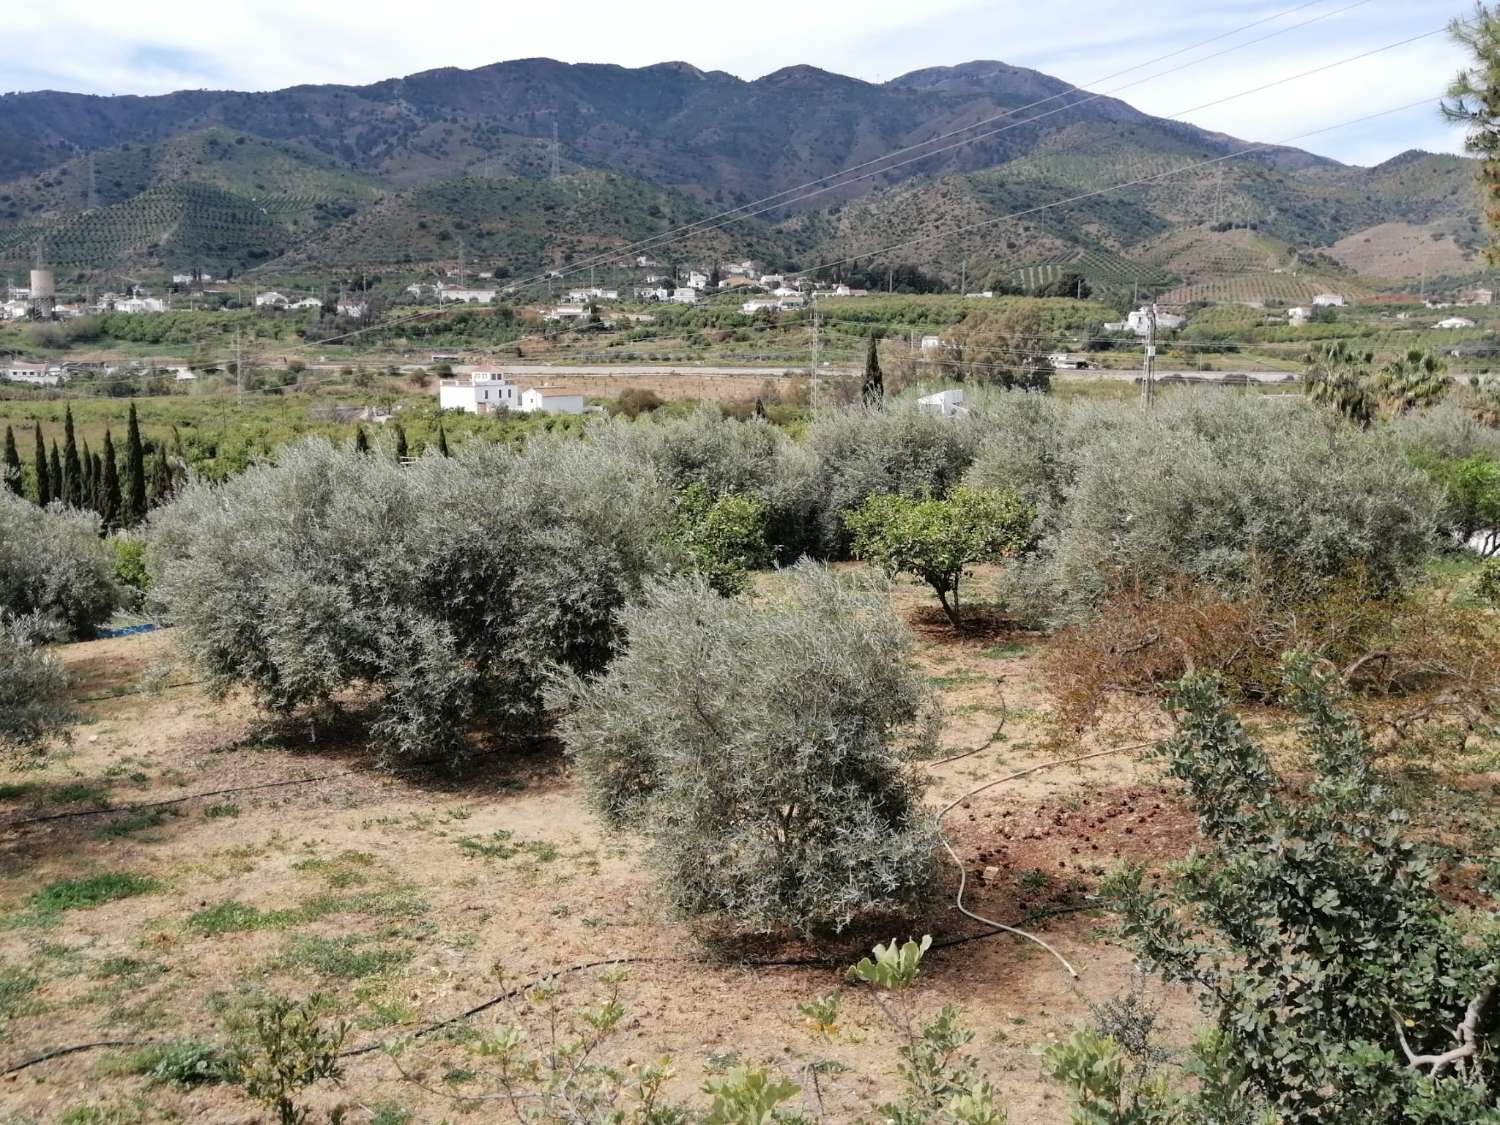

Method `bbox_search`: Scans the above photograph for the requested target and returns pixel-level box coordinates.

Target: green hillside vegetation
[267,171,795,274]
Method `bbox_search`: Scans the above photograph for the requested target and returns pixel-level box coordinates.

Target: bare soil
[0,580,1204,1123]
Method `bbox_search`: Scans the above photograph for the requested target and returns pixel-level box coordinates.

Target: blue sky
[6,0,1475,167]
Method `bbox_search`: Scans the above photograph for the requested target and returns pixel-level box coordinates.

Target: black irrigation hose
[0,907,1092,1077]
[75,679,207,704]
[1,773,354,829]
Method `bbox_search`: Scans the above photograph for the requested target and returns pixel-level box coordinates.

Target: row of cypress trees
[1,405,184,532]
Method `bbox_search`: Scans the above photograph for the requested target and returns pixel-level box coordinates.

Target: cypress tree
[753,397,767,420]
[92,453,103,512]
[170,426,188,494]
[436,420,450,457]
[62,406,82,508]
[393,422,408,461]
[124,403,146,526]
[98,430,121,533]
[2,426,20,496]
[32,425,49,507]
[81,437,94,508]
[862,334,884,407]
[150,442,172,506]
[353,425,370,454]
[49,443,63,506]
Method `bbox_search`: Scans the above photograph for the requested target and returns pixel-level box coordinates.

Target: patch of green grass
[276,935,412,980]
[187,900,301,936]
[29,872,161,915]
[0,780,112,805]
[293,850,376,888]
[456,830,519,859]
[93,957,167,983]
[58,1097,154,1125]
[203,802,241,819]
[369,1102,414,1125]
[926,671,987,690]
[980,642,1027,660]
[0,964,40,1017]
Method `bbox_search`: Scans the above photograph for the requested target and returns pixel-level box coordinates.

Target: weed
[369,1103,413,1125]
[0,964,39,1017]
[980,642,1027,660]
[1016,868,1054,894]
[97,808,175,839]
[29,873,160,915]
[188,901,300,936]
[456,829,518,859]
[276,935,412,980]
[203,802,241,819]
[127,1038,232,1088]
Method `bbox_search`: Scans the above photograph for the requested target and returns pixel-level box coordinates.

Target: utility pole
[1140,304,1157,409]
[810,296,820,375]
[960,259,967,295]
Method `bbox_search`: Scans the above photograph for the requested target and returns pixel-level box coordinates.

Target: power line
[493,0,1355,298]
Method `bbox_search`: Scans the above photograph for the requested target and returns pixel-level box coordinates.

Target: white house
[688,271,709,291]
[170,365,197,382]
[1435,316,1477,329]
[291,297,323,310]
[3,361,62,386]
[1288,306,1313,324]
[405,284,428,298]
[438,286,498,304]
[671,288,699,305]
[636,255,661,268]
[916,389,968,418]
[520,388,586,414]
[336,300,368,318]
[1,300,28,320]
[114,296,167,314]
[1048,352,1087,370]
[1312,293,1346,307]
[742,299,780,315]
[1125,306,1185,336]
[439,371,522,414]
[254,291,288,308]
[760,274,784,289]
[637,287,672,302]
[920,335,943,352]
[543,306,591,322]
[777,295,807,310]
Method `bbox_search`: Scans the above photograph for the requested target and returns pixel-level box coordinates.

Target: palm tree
[1377,348,1450,415]
[1302,341,1377,427]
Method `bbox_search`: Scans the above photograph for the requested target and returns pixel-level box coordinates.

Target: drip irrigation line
[935,741,1157,978]
[75,678,206,703]
[0,772,354,829]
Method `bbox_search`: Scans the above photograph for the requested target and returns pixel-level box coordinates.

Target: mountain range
[0,57,1485,294]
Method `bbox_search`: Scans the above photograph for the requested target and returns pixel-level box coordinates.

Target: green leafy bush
[1106,657,1500,1121]
[804,403,981,556]
[671,486,771,597]
[552,562,939,934]
[846,486,1034,626]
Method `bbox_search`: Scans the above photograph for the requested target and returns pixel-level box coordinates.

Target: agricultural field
[0,578,1201,1123]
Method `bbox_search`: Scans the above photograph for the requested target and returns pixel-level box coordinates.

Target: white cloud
[6,0,1475,164]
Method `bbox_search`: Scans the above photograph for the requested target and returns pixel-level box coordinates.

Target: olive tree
[0,615,71,751]
[1039,397,1441,619]
[551,562,940,934]
[0,490,118,639]
[805,403,982,556]
[846,487,1035,626]
[150,438,675,765]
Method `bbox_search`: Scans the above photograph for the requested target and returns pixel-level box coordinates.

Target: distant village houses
[437,286,498,304]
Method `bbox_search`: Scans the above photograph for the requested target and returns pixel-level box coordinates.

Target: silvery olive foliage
[1011,397,1441,621]
[150,438,675,766]
[551,562,940,934]
[0,490,118,639]
[0,614,72,751]
[804,403,983,556]
[589,410,820,561]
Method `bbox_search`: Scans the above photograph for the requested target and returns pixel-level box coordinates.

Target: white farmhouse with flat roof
[440,371,586,415]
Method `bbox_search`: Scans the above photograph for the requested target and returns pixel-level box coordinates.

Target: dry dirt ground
[0,579,1201,1124]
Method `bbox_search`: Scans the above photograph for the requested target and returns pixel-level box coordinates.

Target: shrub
[805,403,982,556]
[149,438,674,765]
[110,535,150,609]
[607,387,664,417]
[846,487,1035,626]
[671,485,771,597]
[1039,397,1441,619]
[0,614,72,751]
[1106,658,1500,1120]
[0,491,118,639]
[225,994,348,1125]
[552,562,940,934]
